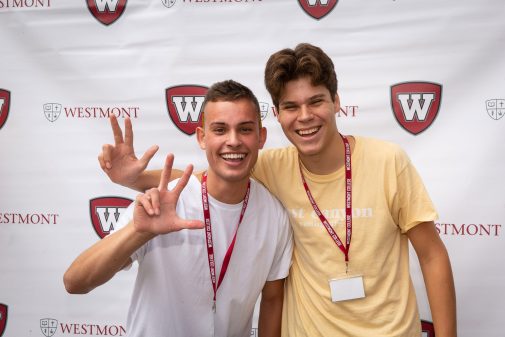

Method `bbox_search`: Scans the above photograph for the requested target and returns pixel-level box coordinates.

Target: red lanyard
[299,134,352,263]
[201,172,251,310]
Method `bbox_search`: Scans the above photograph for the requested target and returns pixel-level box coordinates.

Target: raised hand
[98,115,159,188]
[133,154,204,234]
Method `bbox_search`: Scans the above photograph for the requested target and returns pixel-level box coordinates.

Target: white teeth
[221,153,246,160]
[298,127,319,135]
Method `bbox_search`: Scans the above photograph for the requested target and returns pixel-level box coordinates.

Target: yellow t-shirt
[252,136,438,337]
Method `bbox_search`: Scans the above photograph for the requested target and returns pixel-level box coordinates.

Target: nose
[297,104,313,122]
[226,130,241,147]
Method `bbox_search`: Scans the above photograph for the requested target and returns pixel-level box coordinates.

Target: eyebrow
[280,94,327,106]
[209,120,256,127]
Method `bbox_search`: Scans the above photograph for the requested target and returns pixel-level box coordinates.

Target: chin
[218,169,251,182]
[294,143,323,157]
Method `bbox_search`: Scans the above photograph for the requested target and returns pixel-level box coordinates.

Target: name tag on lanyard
[329,275,365,302]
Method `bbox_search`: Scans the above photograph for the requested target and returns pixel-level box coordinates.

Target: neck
[204,170,250,204]
[299,133,351,175]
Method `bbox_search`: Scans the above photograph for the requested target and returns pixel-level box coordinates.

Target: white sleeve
[266,207,293,281]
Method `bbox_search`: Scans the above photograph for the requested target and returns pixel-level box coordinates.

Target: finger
[136,194,155,216]
[102,144,113,169]
[158,154,175,191]
[171,164,194,197]
[175,218,205,230]
[139,145,159,169]
[124,117,133,148]
[110,115,124,146]
[146,188,161,215]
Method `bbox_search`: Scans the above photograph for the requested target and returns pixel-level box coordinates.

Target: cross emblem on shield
[43,103,62,122]
[40,318,58,337]
[485,99,505,120]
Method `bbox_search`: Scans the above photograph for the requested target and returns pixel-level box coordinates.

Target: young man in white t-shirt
[96,44,457,336]
[64,80,293,337]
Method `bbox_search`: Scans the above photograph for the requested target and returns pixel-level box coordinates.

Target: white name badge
[329,276,365,302]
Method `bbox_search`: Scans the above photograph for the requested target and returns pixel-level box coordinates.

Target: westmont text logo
[42,102,139,122]
[39,318,126,336]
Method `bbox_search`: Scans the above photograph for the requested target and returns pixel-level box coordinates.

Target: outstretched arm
[258,279,284,337]
[408,221,457,337]
[98,115,173,191]
[64,154,204,294]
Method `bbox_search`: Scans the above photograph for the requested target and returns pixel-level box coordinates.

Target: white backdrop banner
[0,0,504,336]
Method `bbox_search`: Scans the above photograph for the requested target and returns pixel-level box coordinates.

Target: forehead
[279,77,331,104]
[204,99,258,125]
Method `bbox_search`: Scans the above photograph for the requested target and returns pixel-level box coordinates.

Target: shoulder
[167,175,202,209]
[168,174,200,195]
[355,136,404,155]
[258,146,298,164]
[249,179,289,219]
[355,136,410,169]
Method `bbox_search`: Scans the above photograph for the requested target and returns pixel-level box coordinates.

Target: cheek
[277,115,291,129]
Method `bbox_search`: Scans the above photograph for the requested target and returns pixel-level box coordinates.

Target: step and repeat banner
[1,0,504,336]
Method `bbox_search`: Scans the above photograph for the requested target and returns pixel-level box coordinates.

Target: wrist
[128,221,157,242]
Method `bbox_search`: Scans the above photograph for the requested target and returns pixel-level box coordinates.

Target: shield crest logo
[87,0,127,26]
[298,0,338,20]
[40,318,58,337]
[485,99,505,120]
[90,197,133,238]
[421,320,435,337]
[391,82,442,135]
[43,103,62,122]
[0,304,7,337]
[161,0,175,8]
[259,102,269,121]
[0,89,11,130]
[166,85,208,136]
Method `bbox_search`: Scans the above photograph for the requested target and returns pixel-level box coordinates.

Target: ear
[274,107,281,123]
[258,127,267,150]
[333,93,341,113]
[196,126,206,150]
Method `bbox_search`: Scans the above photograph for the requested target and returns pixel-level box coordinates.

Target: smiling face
[197,98,266,189]
[277,76,340,159]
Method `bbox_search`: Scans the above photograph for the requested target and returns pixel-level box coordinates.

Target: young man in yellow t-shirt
[98,44,457,337]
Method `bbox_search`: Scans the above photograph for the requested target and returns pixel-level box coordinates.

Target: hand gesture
[133,154,204,234]
[98,115,159,188]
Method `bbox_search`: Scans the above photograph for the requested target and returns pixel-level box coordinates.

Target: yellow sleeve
[392,148,438,233]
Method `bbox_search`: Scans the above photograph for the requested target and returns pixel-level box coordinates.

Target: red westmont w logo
[90,197,133,238]
[298,0,338,20]
[87,0,127,26]
[0,304,7,337]
[166,85,208,136]
[0,89,11,130]
[391,82,442,135]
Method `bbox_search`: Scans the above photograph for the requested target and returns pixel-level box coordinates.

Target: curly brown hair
[264,43,338,110]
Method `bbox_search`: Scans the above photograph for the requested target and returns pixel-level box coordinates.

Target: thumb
[176,219,205,230]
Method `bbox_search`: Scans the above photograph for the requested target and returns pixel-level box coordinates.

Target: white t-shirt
[115,175,293,337]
